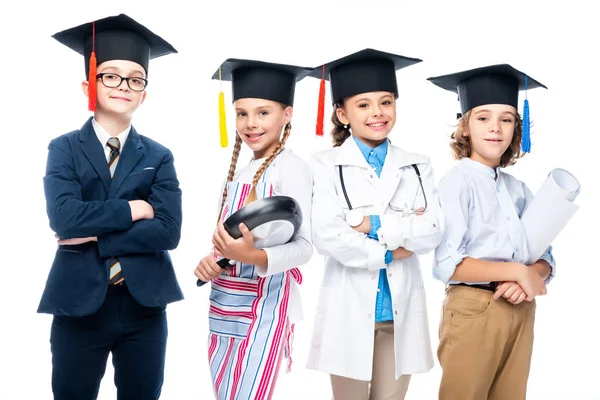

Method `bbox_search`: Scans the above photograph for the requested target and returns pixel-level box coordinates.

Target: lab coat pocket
[399,288,431,364]
[311,287,336,349]
[389,184,423,214]
[337,170,373,227]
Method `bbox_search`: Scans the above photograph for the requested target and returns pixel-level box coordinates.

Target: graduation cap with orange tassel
[309,48,423,135]
[52,14,177,112]
[211,58,312,146]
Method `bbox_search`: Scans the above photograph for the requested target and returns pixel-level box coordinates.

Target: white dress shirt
[92,118,131,161]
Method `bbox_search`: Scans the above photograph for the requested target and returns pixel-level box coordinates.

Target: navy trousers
[50,284,168,400]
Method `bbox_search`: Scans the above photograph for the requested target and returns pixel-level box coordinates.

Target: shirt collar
[92,118,131,149]
[461,157,501,179]
[352,135,388,165]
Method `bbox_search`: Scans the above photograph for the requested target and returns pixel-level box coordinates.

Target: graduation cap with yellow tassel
[218,67,228,147]
[51,13,177,112]
[211,58,312,145]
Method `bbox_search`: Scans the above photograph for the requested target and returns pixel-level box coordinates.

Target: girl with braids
[305,49,444,400]
[193,59,313,400]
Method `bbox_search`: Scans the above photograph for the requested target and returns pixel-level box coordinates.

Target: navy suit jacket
[38,118,184,316]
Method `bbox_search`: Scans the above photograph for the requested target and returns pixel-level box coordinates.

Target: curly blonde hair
[450,110,525,168]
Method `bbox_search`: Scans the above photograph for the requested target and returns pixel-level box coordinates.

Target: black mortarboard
[309,48,422,104]
[53,14,177,76]
[427,64,546,114]
[211,59,311,148]
[52,14,177,111]
[428,64,547,153]
[212,59,312,107]
[308,48,422,135]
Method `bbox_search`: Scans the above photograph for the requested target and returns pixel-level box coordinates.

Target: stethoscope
[338,164,427,227]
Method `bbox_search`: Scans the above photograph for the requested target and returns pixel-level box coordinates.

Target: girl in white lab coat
[193,59,314,400]
[305,49,444,400]
[427,65,556,400]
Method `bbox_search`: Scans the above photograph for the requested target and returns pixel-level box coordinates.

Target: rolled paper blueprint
[521,168,580,264]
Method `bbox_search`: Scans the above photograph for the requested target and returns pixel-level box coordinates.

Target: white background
[1,1,598,399]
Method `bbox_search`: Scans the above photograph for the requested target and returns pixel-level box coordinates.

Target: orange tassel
[316,65,325,136]
[87,21,97,112]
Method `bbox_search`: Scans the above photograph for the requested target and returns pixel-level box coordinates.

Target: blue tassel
[522,99,531,153]
[521,76,531,153]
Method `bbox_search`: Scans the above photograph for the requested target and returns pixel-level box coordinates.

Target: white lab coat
[306,137,444,381]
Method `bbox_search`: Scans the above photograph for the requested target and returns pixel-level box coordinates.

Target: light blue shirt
[353,136,394,322]
[433,158,556,285]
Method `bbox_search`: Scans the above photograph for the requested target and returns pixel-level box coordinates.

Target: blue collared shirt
[353,136,394,322]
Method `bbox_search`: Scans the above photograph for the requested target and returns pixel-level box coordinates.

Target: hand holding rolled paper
[196,196,303,287]
[521,168,581,264]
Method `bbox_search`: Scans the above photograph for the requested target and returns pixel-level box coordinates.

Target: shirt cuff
[385,250,393,265]
[537,248,556,285]
[368,244,388,271]
[434,246,468,284]
[368,215,381,240]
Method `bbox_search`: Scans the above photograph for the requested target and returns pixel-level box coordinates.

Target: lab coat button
[394,310,398,315]
[368,314,372,318]
[388,273,392,278]
[446,243,452,248]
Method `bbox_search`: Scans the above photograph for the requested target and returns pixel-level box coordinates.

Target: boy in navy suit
[38,14,183,400]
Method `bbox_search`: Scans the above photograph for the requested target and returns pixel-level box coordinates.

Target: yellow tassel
[219,91,228,148]
[218,67,228,148]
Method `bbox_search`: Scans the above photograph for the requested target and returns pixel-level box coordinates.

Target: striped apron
[208,180,302,400]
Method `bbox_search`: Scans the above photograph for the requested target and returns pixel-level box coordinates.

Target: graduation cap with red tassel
[308,48,422,134]
[51,14,178,112]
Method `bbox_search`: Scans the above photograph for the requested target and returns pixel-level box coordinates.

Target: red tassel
[316,64,325,136]
[88,51,97,112]
[87,22,97,112]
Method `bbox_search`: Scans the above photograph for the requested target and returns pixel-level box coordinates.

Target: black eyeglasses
[96,73,148,92]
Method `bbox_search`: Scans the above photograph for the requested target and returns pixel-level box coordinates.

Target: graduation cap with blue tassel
[427,64,547,153]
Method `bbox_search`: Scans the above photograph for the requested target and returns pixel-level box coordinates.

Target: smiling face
[234,98,292,159]
[466,104,517,168]
[335,91,396,148]
[82,59,147,119]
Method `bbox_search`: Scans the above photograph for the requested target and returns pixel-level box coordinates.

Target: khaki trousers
[438,285,536,400]
[331,322,411,400]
